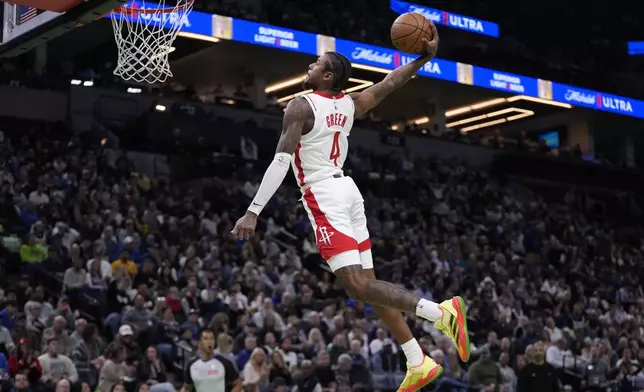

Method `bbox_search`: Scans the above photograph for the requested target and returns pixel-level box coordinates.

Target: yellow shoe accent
[397,355,443,392]
[434,296,471,362]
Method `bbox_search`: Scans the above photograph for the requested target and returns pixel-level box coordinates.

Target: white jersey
[292,91,355,189]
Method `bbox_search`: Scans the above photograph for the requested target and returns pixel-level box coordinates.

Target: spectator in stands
[115,326,141,369]
[0,350,8,376]
[236,335,257,370]
[71,323,103,386]
[517,342,559,392]
[48,298,76,331]
[242,347,269,390]
[0,322,14,356]
[112,251,137,278]
[39,337,79,386]
[121,296,155,343]
[10,372,31,392]
[69,318,86,348]
[268,351,291,385]
[8,338,41,384]
[97,344,127,392]
[467,346,503,391]
[41,316,73,355]
[583,346,610,391]
[63,250,87,293]
[136,346,173,392]
[55,379,71,392]
[0,300,18,329]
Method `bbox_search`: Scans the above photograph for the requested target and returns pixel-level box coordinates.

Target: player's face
[303,55,333,90]
[200,331,215,353]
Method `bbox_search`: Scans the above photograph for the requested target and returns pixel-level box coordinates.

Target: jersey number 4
[329,132,341,166]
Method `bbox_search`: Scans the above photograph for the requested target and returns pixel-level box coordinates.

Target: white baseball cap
[119,325,134,336]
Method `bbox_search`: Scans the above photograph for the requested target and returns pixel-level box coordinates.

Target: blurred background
[0,0,643,391]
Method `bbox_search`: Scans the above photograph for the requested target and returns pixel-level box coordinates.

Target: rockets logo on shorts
[317,226,334,246]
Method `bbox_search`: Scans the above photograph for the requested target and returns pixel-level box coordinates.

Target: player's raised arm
[351,23,439,117]
[230,97,313,240]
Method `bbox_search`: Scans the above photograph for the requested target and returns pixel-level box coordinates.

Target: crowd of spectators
[0,109,643,392]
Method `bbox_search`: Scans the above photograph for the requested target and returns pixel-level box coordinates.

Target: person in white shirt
[546,339,575,369]
[370,329,398,356]
[544,317,564,342]
[29,185,50,206]
[224,282,249,310]
[39,338,79,385]
[86,241,112,280]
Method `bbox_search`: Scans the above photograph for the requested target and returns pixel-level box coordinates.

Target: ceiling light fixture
[177,32,220,43]
[460,109,535,132]
[447,108,530,128]
[275,78,374,103]
[351,63,391,74]
[265,74,307,94]
[446,95,571,118]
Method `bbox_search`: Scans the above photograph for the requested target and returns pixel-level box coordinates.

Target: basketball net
[110,0,193,84]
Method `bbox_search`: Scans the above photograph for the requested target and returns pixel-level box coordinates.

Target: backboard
[1,0,126,57]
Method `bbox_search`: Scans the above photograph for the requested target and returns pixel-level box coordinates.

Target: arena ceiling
[6,9,575,133]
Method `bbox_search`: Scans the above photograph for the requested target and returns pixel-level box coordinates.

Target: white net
[110,0,193,84]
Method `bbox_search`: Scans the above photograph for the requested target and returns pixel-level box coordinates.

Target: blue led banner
[389,0,499,38]
[107,3,644,119]
[628,41,644,55]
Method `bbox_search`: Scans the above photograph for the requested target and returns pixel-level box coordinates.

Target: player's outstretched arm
[351,23,439,117]
[231,97,313,240]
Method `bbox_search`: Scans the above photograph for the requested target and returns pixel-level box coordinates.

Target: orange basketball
[390,12,435,54]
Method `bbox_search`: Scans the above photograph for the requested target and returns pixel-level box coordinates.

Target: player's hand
[421,23,439,59]
[231,211,258,240]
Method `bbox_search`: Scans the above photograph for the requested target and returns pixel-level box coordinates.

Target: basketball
[390,12,435,54]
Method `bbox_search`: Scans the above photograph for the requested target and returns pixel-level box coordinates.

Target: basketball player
[181,328,241,392]
[232,24,470,391]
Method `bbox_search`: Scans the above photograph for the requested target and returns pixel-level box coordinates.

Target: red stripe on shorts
[303,189,358,261]
[358,239,372,252]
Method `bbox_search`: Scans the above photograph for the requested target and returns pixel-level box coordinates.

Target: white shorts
[300,175,373,272]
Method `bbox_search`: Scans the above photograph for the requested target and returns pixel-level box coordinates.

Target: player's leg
[349,209,424,366]
[344,179,471,363]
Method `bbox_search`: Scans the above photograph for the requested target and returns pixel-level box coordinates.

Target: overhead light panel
[351,63,391,74]
[275,78,374,103]
[459,110,535,132]
[265,75,307,94]
[447,108,531,128]
[508,95,572,108]
[177,32,220,43]
[343,77,373,93]
[446,95,571,118]
[461,118,508,132]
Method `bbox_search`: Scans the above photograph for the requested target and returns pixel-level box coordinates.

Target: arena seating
[0,94,643,392]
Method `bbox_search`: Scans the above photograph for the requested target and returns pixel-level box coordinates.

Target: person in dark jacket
[136,346,174,392]
[71,324,103,386]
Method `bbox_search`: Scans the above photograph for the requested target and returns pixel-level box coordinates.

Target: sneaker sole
[397,365,443,392]
[453,296,471,362]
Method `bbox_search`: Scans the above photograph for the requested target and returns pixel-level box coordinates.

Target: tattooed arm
[231,97,313,240]
[350,23,439,117]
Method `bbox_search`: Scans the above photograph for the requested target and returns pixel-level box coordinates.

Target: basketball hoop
[110,1,193,84]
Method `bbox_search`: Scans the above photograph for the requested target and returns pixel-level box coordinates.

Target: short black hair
[324,52,352,91]
[198,327,215,340]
